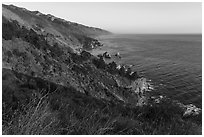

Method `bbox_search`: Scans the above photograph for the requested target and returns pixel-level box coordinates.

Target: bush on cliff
[2,69,201,135]
[92,57,106,69]
[3,90,201,135]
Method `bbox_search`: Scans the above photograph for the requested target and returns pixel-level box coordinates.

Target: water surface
[92,34,202,107]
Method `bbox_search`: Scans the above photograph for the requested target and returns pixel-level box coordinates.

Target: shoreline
[91,36,202,117]
[2,4,202,135]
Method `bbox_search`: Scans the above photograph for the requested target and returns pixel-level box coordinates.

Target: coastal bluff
[2,4,201,135]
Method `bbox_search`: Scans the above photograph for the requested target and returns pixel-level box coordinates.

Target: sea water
[92,34,202,108]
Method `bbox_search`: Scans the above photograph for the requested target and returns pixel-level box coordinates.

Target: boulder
[118,66,126,76]
[103,52,111,59]
[115,52,121,58]
[129,71,139,80]
[97,54,103,58]
[125,67,132,77]
[116,64,121,70]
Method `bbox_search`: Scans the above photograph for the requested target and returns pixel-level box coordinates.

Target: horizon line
[110,33,202,35]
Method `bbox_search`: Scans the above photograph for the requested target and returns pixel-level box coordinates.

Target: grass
[2,93,59,135]
[2,7,202,135]
[2,90,202,135]
[2,90,118,135]
[2,86,202,135]
[61,107,117,135]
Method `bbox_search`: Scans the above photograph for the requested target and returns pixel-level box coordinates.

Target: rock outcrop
[103,52,111,59]
[150,96,202,117]
[114,52,121,58]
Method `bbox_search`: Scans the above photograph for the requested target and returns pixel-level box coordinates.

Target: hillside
[2,4,111,51]
[2,4,202,135]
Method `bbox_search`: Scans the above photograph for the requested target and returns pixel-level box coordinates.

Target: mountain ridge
[2,4,111,35]
[2,4,111,51]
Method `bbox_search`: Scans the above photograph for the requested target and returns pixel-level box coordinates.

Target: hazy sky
[3,2,202,34]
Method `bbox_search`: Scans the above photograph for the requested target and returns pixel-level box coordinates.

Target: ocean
[92,34,202,108]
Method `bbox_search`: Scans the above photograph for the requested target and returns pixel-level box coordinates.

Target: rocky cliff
[2,4,201,135]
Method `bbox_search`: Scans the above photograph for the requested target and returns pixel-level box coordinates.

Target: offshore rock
[116,64,139,80]
[114,52,121,58]
[103,51,111,59]
[118,65,127,76]
[116,64,121,70]
[97,54,103,58]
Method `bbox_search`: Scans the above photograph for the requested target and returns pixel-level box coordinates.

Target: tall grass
[2,90,202,135]
[61,107,117,135]
[2,92,118,135]
[2,94,59,135]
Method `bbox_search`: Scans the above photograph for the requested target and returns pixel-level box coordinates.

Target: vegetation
[3,17,49,51]
[2,69,201,135]
[2,94,59,135]
[2,4,202,135]
[3,92,201,135]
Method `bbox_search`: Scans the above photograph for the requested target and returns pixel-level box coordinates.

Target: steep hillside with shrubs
[2,4,110,51]
[2,4,201,135]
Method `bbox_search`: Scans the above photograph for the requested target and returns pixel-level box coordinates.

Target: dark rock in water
[97,52,111,59]
[97,54,103,58]
[123,67,137,80]
[118,66,126,77]
[125,68,132,76]
[116,64,127,77]
[129,71,139,80]
[103,52,111,59]
[115,52,121,58]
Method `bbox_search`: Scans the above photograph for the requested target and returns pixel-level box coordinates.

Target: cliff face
[2,4,201,135]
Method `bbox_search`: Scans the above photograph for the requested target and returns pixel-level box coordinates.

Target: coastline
[2,4,202,135]
[91,35,202,117]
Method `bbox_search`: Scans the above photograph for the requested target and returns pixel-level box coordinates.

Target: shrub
[2,95,60,135]
[61,107,117,135]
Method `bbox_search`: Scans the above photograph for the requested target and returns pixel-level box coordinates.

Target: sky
[3,2,202,34]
